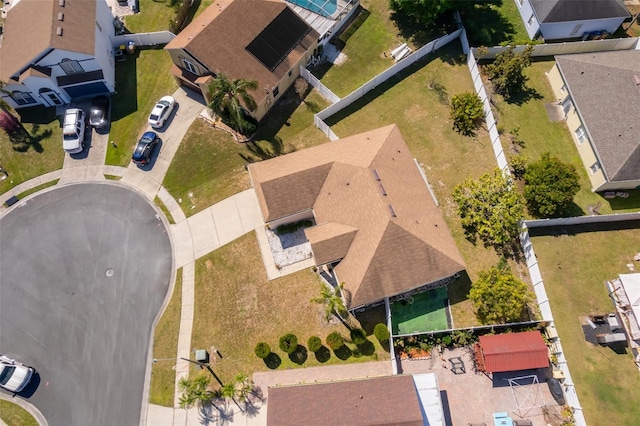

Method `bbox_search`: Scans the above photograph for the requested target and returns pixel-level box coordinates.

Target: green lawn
[190,232,389,385]
[316,0,413,97]
[149,268,183,407]
[163,88,329,216]
[491,60,639,216]
[106,49,177,166]
[0,400,38,426]
[124,0,178,33]
[532,228,640,426]
[0,107,64,194]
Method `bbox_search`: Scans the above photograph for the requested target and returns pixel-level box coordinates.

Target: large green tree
[523,153,580,218]
[389,0,455,23]
[469,265,531,324]
[452,168,524,253]
[484,45,534,99]
[207,74,258,135]
[450,92,484,136]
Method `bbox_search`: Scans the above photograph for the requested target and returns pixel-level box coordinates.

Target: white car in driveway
[148,95,176,129]
[0,356,34,393]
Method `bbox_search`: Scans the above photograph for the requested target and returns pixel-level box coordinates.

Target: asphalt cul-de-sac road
[0,183,172,426]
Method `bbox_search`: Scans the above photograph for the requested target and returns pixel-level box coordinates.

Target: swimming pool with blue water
[289,0,338,18]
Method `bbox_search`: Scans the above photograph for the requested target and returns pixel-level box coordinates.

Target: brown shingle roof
[249,125,465,308]
[556,50,640,182]
[305,222,358,265]
[0,0,96,82]
[266,375,424,426]
[165,0,318,105]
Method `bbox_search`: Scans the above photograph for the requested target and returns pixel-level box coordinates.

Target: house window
[589,162,600,174]
[570,24,582,36]
[182,58,198,75]
[60,59,84,75]
[574,126,587,144]
[527,14,534,27]
[10,91,36,105]
[272,86,279,98]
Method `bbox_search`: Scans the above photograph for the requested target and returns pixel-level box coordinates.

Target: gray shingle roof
[531,0,629,23]
[556,50,640,182]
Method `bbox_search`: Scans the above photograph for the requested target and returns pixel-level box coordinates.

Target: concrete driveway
[0,183,172,426]
[121,89,206,199]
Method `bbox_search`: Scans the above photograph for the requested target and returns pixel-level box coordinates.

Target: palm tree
[207,73,258,135]
[233,373,257,405]
[220,381,243,412]
[177,375,213,410]
[312,282,351,329]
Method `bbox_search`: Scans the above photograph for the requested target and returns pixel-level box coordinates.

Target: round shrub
[307,336,322,353]
[254,342,271,359]
[374,323,390,343]
[350,328,367,345]
[326,331,344,350]
[441,335,453,347]
[279,333,298,354]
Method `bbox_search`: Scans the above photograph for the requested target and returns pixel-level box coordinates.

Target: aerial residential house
[0,0,116,109]
[515,0,630,40]
[267,374,445,426]
[248,125,466,312]
[547,50,640,192]
[164,0,319,122]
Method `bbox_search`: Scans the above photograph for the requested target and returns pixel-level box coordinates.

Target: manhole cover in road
[105,268,115,277]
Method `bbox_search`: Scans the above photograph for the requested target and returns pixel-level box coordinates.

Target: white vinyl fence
[299,67,340,104]
[112,31,175,48]
[525,212,640,228]
[473,37,639,59]
[308,29,463,139]
[520,229,586,426]
[462,28,510,174]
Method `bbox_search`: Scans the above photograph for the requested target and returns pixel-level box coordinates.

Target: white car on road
[148,96,176,129]
[0,356,34,393]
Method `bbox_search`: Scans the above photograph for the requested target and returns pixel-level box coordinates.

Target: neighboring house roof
[555,50,640,182]
[165,0,318,104]
[0,0,96,82]
[478,331,549,373]
[267,375,424,426]
[249,125,465,309]
[531,0,629,23]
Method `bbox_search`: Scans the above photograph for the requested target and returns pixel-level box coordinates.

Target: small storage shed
[474,331,549,373]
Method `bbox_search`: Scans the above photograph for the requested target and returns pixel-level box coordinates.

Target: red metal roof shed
[478,331,549,373]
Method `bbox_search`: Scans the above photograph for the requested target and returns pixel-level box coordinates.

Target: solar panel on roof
[245,7,311,71]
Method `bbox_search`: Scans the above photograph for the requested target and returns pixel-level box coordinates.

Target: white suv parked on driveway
[62,108,86,154]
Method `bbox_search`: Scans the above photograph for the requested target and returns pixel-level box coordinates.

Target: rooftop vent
[56,26,63,36]
[372,169,381,181]
[379,184,387,196]
[59,0,64,6]
[57,12,64,21]
[388,204,397,218]
[633,75,640,86]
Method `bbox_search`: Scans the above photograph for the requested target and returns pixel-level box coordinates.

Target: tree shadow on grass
[390,10,457,46]
[334,345,352,360]
[460,3,520,47]
[504,87,543,106]
[8,125,50,153]
[263,353,281,369]
[357,339,376,356]
[447,271,472,307]
[314,346,331,363]
[323,44,462,126]
[288,345,308,365]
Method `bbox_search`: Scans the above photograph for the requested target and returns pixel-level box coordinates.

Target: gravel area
[266,227,313,268]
